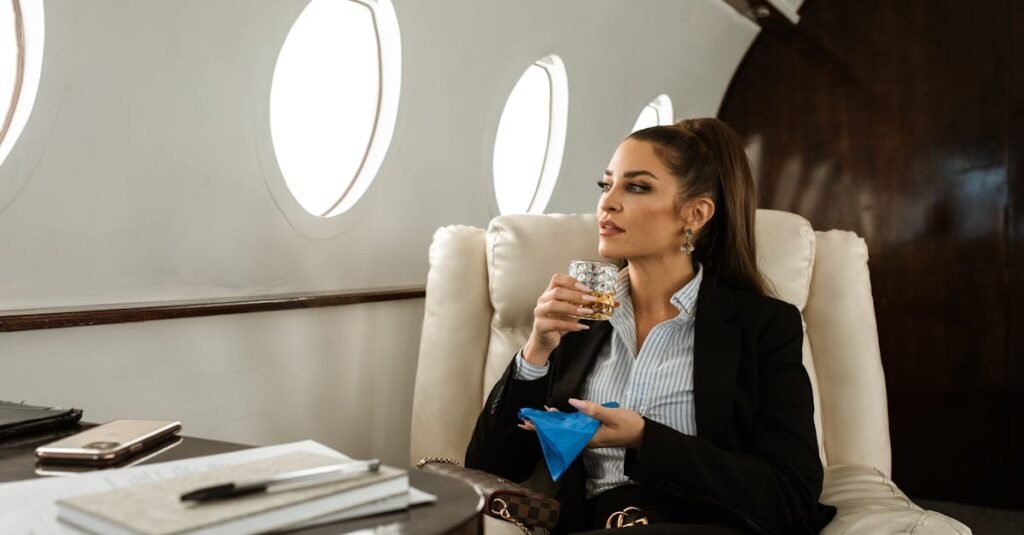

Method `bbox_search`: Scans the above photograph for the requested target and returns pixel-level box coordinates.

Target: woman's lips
[599,221,624,236]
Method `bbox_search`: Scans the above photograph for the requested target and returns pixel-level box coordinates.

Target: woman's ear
[680,196,715,231]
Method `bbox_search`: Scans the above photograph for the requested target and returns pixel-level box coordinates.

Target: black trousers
[576,484,753,535]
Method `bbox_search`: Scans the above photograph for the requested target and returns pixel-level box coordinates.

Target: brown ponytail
[627,118,771,297]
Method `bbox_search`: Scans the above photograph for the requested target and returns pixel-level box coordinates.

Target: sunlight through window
[270,0,401,217]
[493,55,568,214]
[631,94,674,132]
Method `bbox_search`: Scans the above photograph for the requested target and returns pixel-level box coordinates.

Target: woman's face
[597,138,688,261]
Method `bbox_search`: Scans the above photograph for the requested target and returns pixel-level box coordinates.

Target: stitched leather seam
[906,510,931,534]
[828,501,921,510]
[910,511,969,534]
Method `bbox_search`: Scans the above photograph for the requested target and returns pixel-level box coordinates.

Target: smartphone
[35,419,181,465]
[35,435,184,476]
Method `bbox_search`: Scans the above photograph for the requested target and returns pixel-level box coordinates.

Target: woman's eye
[596,181,647,193]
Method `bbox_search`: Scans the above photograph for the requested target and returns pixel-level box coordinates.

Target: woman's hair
[627,118,771,297]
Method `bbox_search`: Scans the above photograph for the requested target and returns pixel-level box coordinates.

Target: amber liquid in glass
[579,291,616,321]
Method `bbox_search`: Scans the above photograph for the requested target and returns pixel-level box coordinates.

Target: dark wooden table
[0,423,483,535]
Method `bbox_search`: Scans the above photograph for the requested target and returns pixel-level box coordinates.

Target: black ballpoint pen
[180,459,381,503]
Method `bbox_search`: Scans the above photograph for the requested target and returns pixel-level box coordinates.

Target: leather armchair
[411,210,970,534]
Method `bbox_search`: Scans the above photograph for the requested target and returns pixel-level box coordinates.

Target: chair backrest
[411,210,891,476]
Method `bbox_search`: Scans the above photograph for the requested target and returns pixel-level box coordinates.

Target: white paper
[0,440,361,534]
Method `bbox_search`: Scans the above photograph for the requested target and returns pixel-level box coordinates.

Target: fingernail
[578,324,590,330]
[576,307,594,314]
[581,294,598,302]
[568,398,584,408]
[575,282,592,292]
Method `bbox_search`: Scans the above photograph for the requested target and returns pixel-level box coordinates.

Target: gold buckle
[605,506,649,528]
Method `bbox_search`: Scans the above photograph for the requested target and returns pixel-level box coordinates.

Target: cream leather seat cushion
[821,465,969,534]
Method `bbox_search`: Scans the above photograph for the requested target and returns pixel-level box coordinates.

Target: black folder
[0,401,82,439]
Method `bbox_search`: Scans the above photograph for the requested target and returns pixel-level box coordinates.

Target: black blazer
[465,276,837,534]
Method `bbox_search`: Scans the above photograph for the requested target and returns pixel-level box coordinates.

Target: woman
[465,118,836,534]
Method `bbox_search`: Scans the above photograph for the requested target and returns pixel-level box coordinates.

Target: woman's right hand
[522,274,597,367]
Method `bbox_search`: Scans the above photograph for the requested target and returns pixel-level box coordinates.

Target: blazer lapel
[693,277,740,448]
[547,320,612,411]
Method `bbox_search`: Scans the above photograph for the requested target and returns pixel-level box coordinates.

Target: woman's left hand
[568,398,645,449]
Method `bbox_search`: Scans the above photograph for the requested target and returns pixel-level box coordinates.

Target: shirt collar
[671,263,702,318]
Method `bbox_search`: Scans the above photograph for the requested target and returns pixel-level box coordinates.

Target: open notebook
[57,451,407,535]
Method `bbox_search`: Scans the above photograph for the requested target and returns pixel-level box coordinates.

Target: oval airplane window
[270,0,401,217]
[0,0,44,167]
[493,55,568,214]
[631,94,674,132]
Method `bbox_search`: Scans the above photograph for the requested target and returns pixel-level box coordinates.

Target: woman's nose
[598,192,620,213]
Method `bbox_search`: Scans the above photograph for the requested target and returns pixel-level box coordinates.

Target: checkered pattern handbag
[416,458,560,534]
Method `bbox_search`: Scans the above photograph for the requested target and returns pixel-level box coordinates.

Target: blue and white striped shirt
[517,265,702,497]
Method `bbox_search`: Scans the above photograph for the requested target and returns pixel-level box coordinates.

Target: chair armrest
[821,465,972,535]
[411,225,492,465]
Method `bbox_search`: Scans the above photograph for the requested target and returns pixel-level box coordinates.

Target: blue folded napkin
[517,401,620,481]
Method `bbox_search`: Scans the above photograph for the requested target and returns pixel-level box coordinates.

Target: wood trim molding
[0,286,426,332]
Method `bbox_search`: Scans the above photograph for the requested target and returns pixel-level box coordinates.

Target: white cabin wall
[2,300,425,464]
[0,0,758,465]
